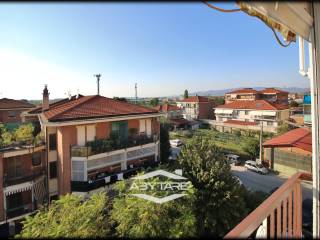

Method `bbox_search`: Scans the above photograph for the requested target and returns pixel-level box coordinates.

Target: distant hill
[189,87,310,97]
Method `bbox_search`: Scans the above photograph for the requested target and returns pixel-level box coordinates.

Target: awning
[215,109,233,114]
[4,182,33,196]
[262,111,277,116]
[250,111,263,116]
[238,2,313,41]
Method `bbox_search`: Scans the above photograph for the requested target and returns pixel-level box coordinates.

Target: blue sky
[0,3,309,99]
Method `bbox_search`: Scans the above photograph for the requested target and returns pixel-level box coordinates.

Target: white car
[244,160,268,175]
[225,154,241,165]
[170,139,183,147]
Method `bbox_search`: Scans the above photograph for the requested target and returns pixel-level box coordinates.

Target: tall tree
[110,177,196,238]
[242,138,260,159]
[184,89,189,99]
[160,124,171,164]
[16,193,110,238]
[178,137,248,237]
[149,98,159,107]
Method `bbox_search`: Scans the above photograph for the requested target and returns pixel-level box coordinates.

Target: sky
[0,2,310,100]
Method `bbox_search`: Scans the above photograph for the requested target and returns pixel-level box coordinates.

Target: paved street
[231,165,313,200]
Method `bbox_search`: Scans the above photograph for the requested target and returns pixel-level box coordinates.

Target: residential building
[176,95,215,120]
[153,104,182,119]
[213,100,290,133]
[303,94,311,125]
[0,142,47,223]
[0,98,35,126]
[26,86,162,200]
[263,128,312,176]
[225,87,289,105]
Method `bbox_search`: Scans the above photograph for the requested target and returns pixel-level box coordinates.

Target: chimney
[42,85,49,112]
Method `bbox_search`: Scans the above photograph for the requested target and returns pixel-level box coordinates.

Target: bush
[87,139,114,154]
[14,123,34,143]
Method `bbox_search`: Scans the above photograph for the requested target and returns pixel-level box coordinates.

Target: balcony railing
[71,134,158,158]
[3,168,46,187]
[225,172,312,238]
[6,203,33,219]
[71,160,159,192]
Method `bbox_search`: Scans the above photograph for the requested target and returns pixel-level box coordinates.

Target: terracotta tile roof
[28,95,84,114]
[259,88,288,94]
[263,128,312,152]
[224,120,258,126]
[0,98,35,110]
[36,95,158,122]
[227,88,259,94]
[179,96,211,103]
[216,100,288,111]
[154,104,181,112]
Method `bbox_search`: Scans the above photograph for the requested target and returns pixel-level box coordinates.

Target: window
[6,156,22,178]
[32,152,42,166]
[49,161,57,179]
[267,121,273,126]
[49,134,57,151]
[8,111,17,117]
[245,110,249,115]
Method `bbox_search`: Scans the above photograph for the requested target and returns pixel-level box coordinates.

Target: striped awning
[4,182,33,196]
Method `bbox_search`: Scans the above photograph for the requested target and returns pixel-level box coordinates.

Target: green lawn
[169,129,260,160]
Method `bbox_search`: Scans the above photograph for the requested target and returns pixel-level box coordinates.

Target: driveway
[231,165,312,200]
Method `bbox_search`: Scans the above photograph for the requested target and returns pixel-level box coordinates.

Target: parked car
[170,139,183,147]
[225,153,241,165]
[244,160,268,174]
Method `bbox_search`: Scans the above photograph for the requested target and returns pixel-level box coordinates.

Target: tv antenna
[94,74,101,95]
[135,83,138,103]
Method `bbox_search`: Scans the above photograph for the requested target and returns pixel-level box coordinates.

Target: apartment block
[225,87,289,105]
[213,100,289,133]
[0,98,35,125]
[0,85,162,224]
[176,96,215,120]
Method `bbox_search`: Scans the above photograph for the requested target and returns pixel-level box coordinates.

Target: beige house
[213,100,290,133]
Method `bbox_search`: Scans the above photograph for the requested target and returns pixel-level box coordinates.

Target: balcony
[71,160,159,192]
[71,134,158,158]
[3,167,46,187]
[225,172,312,238]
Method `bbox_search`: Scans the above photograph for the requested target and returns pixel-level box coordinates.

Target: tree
[243,138,260,159]
[14,123,34,142]
[289,100,299,108]
[149,98,159,107]
[16,193,110,238]
[110,176,196,238]
[160,124,171,164]
[178,137,248,237]
[214,96,225,105]
[276,121,290,135]
[113,97,127,102]
[184,89,189,99]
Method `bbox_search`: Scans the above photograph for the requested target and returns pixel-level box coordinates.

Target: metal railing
[71,134,158,158]
[3,168,46,187]
[224,172,312,238]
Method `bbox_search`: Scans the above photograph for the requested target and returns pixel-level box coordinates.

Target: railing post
[294,181,302,237]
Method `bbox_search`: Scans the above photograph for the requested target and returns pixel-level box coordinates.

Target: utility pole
[94,74,101,95]
[135,83,138,103]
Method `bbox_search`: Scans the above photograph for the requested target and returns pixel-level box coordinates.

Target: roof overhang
[238,2,313,41]
[40,112,164,127]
